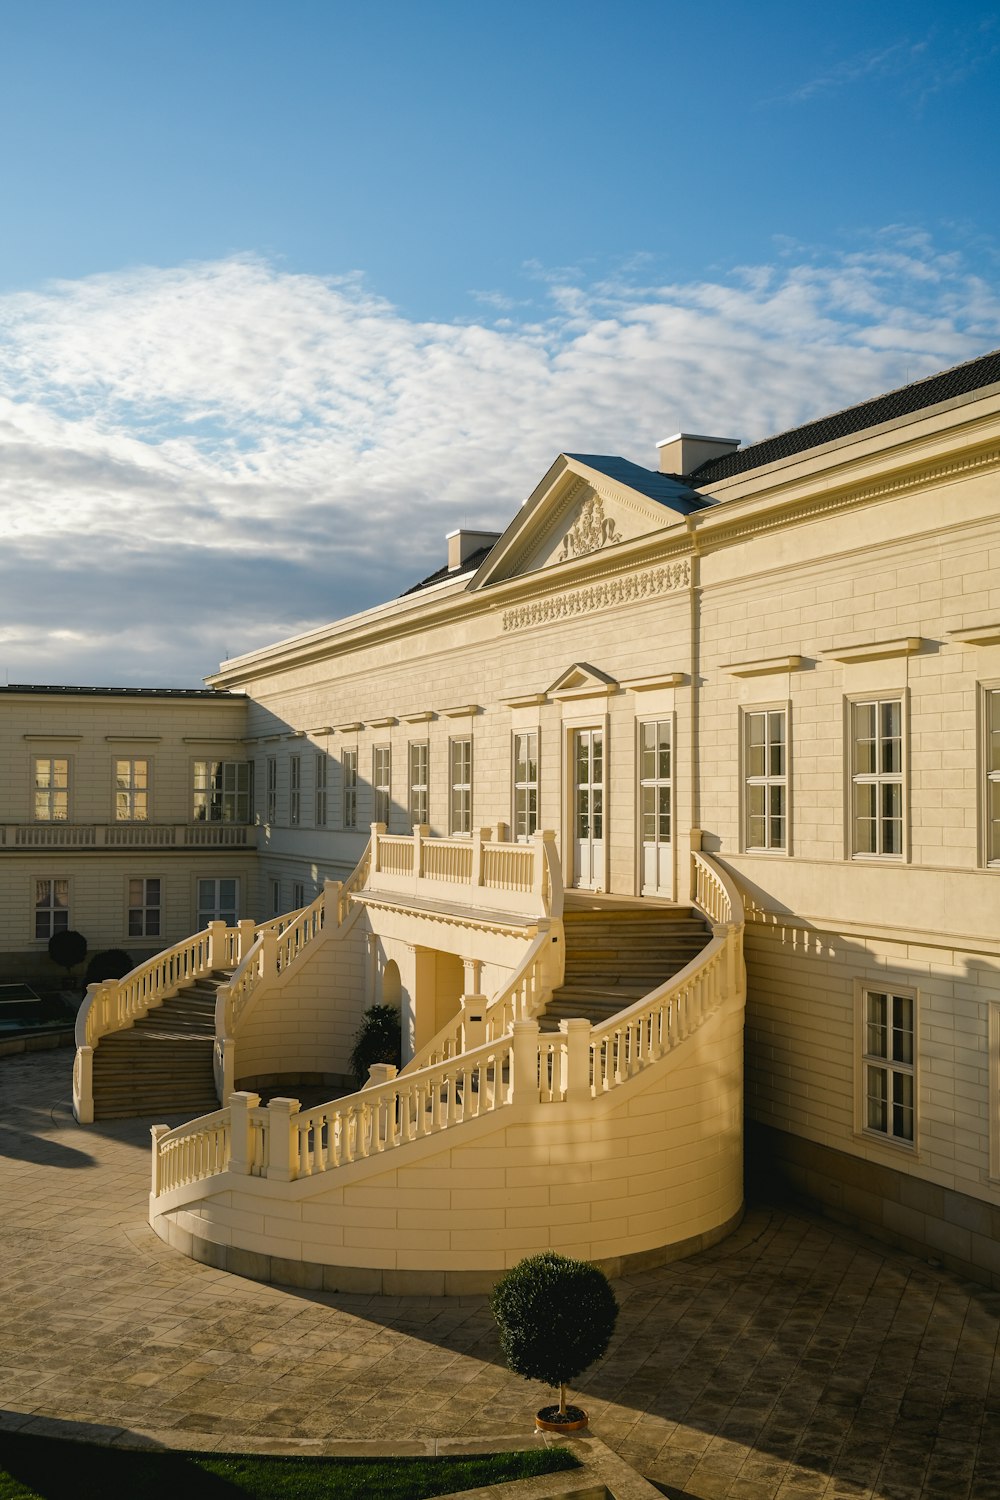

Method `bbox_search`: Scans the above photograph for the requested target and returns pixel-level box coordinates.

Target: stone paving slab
[2,1049,1000,1498]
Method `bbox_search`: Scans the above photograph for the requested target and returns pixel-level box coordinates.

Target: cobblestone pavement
[2,1048,999,1500]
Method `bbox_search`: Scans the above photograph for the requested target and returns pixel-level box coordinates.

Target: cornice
[693,440,1000,551]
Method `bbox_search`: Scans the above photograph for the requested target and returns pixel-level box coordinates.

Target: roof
[401,544,496,597]
[0,684,244,699]
[565,454,712,514]
[688,346,1000,487]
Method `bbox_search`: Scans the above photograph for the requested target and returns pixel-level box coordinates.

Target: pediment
[470,454,705,590]
[548,663,618,701]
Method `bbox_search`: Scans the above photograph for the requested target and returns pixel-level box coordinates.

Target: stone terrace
[2,1048,999,1500]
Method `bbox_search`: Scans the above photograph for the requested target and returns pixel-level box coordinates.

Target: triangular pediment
[469,453,707,590]
[547,663,618,700]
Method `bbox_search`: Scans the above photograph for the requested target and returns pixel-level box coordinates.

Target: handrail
[366,826,558,918]
[401,924,555,1076]
[150,854,745,1201]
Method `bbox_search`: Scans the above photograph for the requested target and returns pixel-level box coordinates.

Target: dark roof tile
[689,347,1000,486]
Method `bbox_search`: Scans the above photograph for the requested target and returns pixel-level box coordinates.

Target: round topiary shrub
[85,949,135,986]
[48,929,87,979]
[349,1003,402,1088]
[491,1251,619,1422]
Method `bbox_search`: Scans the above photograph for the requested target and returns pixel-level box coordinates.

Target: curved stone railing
[212,840,373,1100]
[149,853,743,1204]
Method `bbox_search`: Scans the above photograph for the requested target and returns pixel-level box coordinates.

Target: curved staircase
[90,971,231,1119]
[539,900,711,1031]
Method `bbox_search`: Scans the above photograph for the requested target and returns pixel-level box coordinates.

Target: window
[34,878,69,940]
[342,748,358,829]
[851,698,904,857]
[266,756,278,824]
[193,761,252,823]
[292,880,306,908]
[34,759,68,822]
[373,744,391,826]
[860,987,915,1145]
[197,877,239,926]
[450,738,473,834]
[513,731,539,840]
[270,877,281,917]
[115,759,149,822]
[289,755,301,826]
[315,753,328,827]
[128,877,161,938]
[744,710,786,851]
[639,720,671,844]
[987,688,1000,865]
[408,741,428,828]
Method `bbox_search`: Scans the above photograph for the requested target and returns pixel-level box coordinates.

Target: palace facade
[5,349,1000,1291]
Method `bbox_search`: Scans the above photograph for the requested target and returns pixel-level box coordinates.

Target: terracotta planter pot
[535,1403,588,1432]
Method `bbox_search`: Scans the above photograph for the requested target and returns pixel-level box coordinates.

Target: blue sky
[1,0,999,683]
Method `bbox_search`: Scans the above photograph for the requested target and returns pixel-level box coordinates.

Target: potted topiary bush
[349,1003,402,1089]
[84,949,134,986]
[491,1251,619,1432]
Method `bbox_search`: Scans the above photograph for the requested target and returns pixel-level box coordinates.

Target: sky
[1,0,999,686]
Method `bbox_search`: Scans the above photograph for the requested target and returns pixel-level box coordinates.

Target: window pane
[854,783,877,854]
[892,995,913,1064]
[658,784,671,841]
[866,993,888,1058]
[641,785,655,842]
[592,788,603,840]
[746,714,765,778]
[854,703,876,773]
[881,781,902,855]
[768,783,785,849]
[866,1066,888,1133]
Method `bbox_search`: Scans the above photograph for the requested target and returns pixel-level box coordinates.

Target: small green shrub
[349,1003,402,1087]
[85,948,134,986]
[48,929,87,978]
[491,1251,619,1416]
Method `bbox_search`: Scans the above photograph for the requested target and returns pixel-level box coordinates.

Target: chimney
[656,432,740,477]
[446,529,502,571]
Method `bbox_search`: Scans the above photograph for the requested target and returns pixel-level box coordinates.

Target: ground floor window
[292,880,305,908]
[127,877,161,938]
[513,731,538,840]
[860,985,915,1145]
[409,741,428,827]
[197,877,239,927]
[34,878,69,940]
[450,738,473,834]
[744,708,786,850]
[342,749,358,828]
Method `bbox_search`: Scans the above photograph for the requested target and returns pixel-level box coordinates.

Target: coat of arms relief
[557,495,622,562]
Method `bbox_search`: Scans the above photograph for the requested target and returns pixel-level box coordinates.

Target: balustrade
[3,822,257,850]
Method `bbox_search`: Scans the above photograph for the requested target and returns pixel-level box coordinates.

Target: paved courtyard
[1,1047,999,1499]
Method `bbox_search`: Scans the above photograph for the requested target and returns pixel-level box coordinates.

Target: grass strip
[0,1430,579,1500]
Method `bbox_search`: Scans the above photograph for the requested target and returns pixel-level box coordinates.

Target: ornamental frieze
[502,560,691,633]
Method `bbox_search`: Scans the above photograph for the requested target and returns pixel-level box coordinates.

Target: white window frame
[269,876,282,917]
[34,876,70,941]
[848,694,907,861]
[127,876,161,939]
[450,737,473,835]
[197,876,239,927]
[193,760,252,825]
[512,731,539,842]
[742,705,788,854]
[289,754,301,827]
[34,757,69,822]
[854,979,918,1151]
[292,880,306,909]
[984,683,1000,868]
[373,744,391,827]
[265,756,278,824]
[342,748,358,830]
[115,757,150,823]
[408,741,429,829]
[315,753,328,827]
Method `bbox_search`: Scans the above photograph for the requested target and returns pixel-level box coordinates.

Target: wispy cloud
[0,233,996,685]
[767,18,1000,108]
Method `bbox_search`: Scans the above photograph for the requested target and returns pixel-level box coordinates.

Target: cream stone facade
[0,687,253,980]
[10,349,1000,1291]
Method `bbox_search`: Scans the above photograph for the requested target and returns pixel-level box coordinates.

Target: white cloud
[0,235,996,685]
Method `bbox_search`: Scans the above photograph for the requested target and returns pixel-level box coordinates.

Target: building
[6,348,1000,1292]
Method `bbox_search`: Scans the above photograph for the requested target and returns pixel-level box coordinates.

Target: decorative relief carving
[558,495,622,561]
[502,560,691,633]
